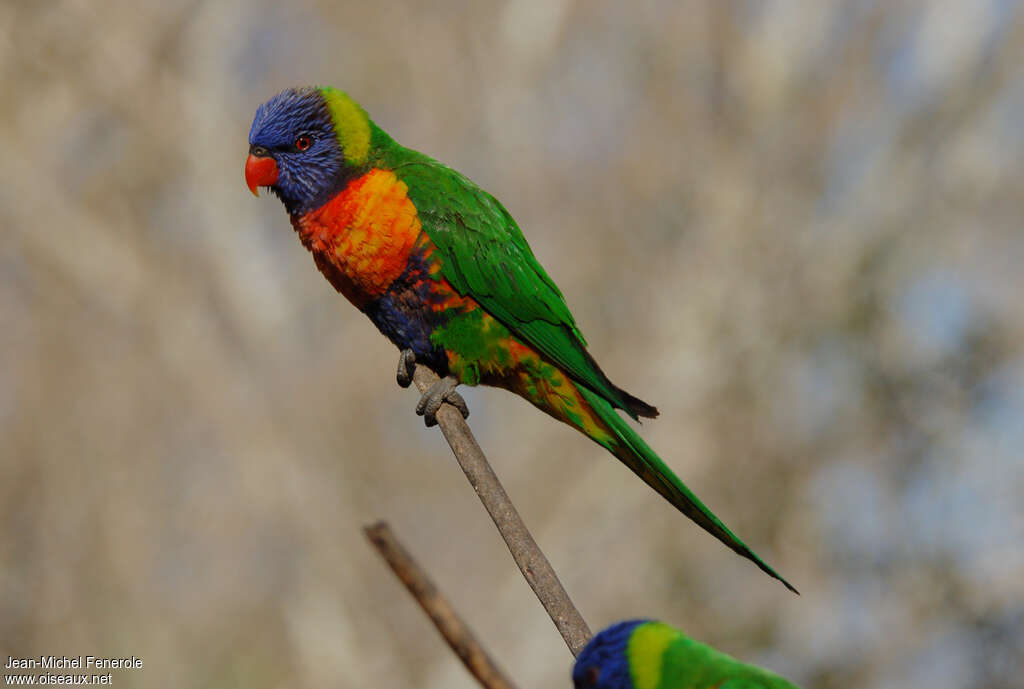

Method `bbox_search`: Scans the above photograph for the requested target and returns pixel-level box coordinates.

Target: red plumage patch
[291,169,422,307]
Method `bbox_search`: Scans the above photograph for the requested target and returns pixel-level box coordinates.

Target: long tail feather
[577,386,799,594]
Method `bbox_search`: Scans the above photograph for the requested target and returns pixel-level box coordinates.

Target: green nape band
[627,622,678,689]
[319,86,371,165]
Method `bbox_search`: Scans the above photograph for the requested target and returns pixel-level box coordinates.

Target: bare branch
[364,521,520,689]
[410,365,593,656]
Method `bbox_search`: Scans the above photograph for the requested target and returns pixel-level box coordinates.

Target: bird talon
[396,349,416,388]
[415,376,469,426]
[448,392,470,419]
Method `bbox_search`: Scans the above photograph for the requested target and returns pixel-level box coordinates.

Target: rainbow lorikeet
[574,620,802,689]
[245,86,795,593]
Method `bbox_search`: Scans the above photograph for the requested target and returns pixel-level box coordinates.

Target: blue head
[573,620,650,689]
[246,86,372,216]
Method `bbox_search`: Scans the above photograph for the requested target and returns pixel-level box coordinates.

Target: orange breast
[293,168,422,308]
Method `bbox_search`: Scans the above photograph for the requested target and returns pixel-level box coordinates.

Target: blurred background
[2,1,1022,687]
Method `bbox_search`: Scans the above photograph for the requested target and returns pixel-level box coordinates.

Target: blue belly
[363,254,451,374]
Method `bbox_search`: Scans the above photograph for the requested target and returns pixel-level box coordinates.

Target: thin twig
[410,365,592,656]
[364,521,520,689]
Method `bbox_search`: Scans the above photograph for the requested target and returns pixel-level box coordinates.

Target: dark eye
[583,666,600,686]
[294,135,312,151]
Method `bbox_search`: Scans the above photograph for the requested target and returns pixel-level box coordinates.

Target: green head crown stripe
[627,622,679,689]
[319,87,371,165]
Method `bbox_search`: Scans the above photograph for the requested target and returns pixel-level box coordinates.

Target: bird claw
[397,349,416,388]
[415,376,470,427]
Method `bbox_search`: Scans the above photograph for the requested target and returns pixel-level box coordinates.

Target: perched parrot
[573,620,802,689]
[245,86,795,593]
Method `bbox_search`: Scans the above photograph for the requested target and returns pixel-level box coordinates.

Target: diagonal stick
[364,521,520,689]
[409,364,592,656]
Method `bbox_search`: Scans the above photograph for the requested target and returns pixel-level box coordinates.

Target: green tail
[577,387,798,594]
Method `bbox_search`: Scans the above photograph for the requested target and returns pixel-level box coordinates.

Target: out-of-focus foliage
[1,1,1021,688]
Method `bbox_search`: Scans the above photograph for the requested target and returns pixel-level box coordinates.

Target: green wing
[396,159,655,419]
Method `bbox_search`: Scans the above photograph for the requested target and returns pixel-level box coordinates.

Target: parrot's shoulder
[385,152,509,225]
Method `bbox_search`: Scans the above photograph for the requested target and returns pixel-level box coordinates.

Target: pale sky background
[2,2,1022,688]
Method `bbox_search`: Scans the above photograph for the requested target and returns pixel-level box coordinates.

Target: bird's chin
[273,187,305,216]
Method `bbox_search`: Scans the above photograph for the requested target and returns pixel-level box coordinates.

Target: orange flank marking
[446,324,616,447]
[294,169,422,308]
[502,339,615,445]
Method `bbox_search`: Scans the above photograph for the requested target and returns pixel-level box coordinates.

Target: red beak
[245,153,279,196]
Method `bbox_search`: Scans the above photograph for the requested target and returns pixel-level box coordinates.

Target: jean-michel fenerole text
[6,656,142,670]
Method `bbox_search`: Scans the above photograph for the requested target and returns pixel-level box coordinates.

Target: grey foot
[397,349,417,388]
[415,375,470,427]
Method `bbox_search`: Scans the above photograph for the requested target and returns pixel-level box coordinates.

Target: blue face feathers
[248,87,346,215]
[573,619,649,689]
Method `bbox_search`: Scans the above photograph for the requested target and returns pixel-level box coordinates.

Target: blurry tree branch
[364,522,520,689]
[409,364,592,657]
